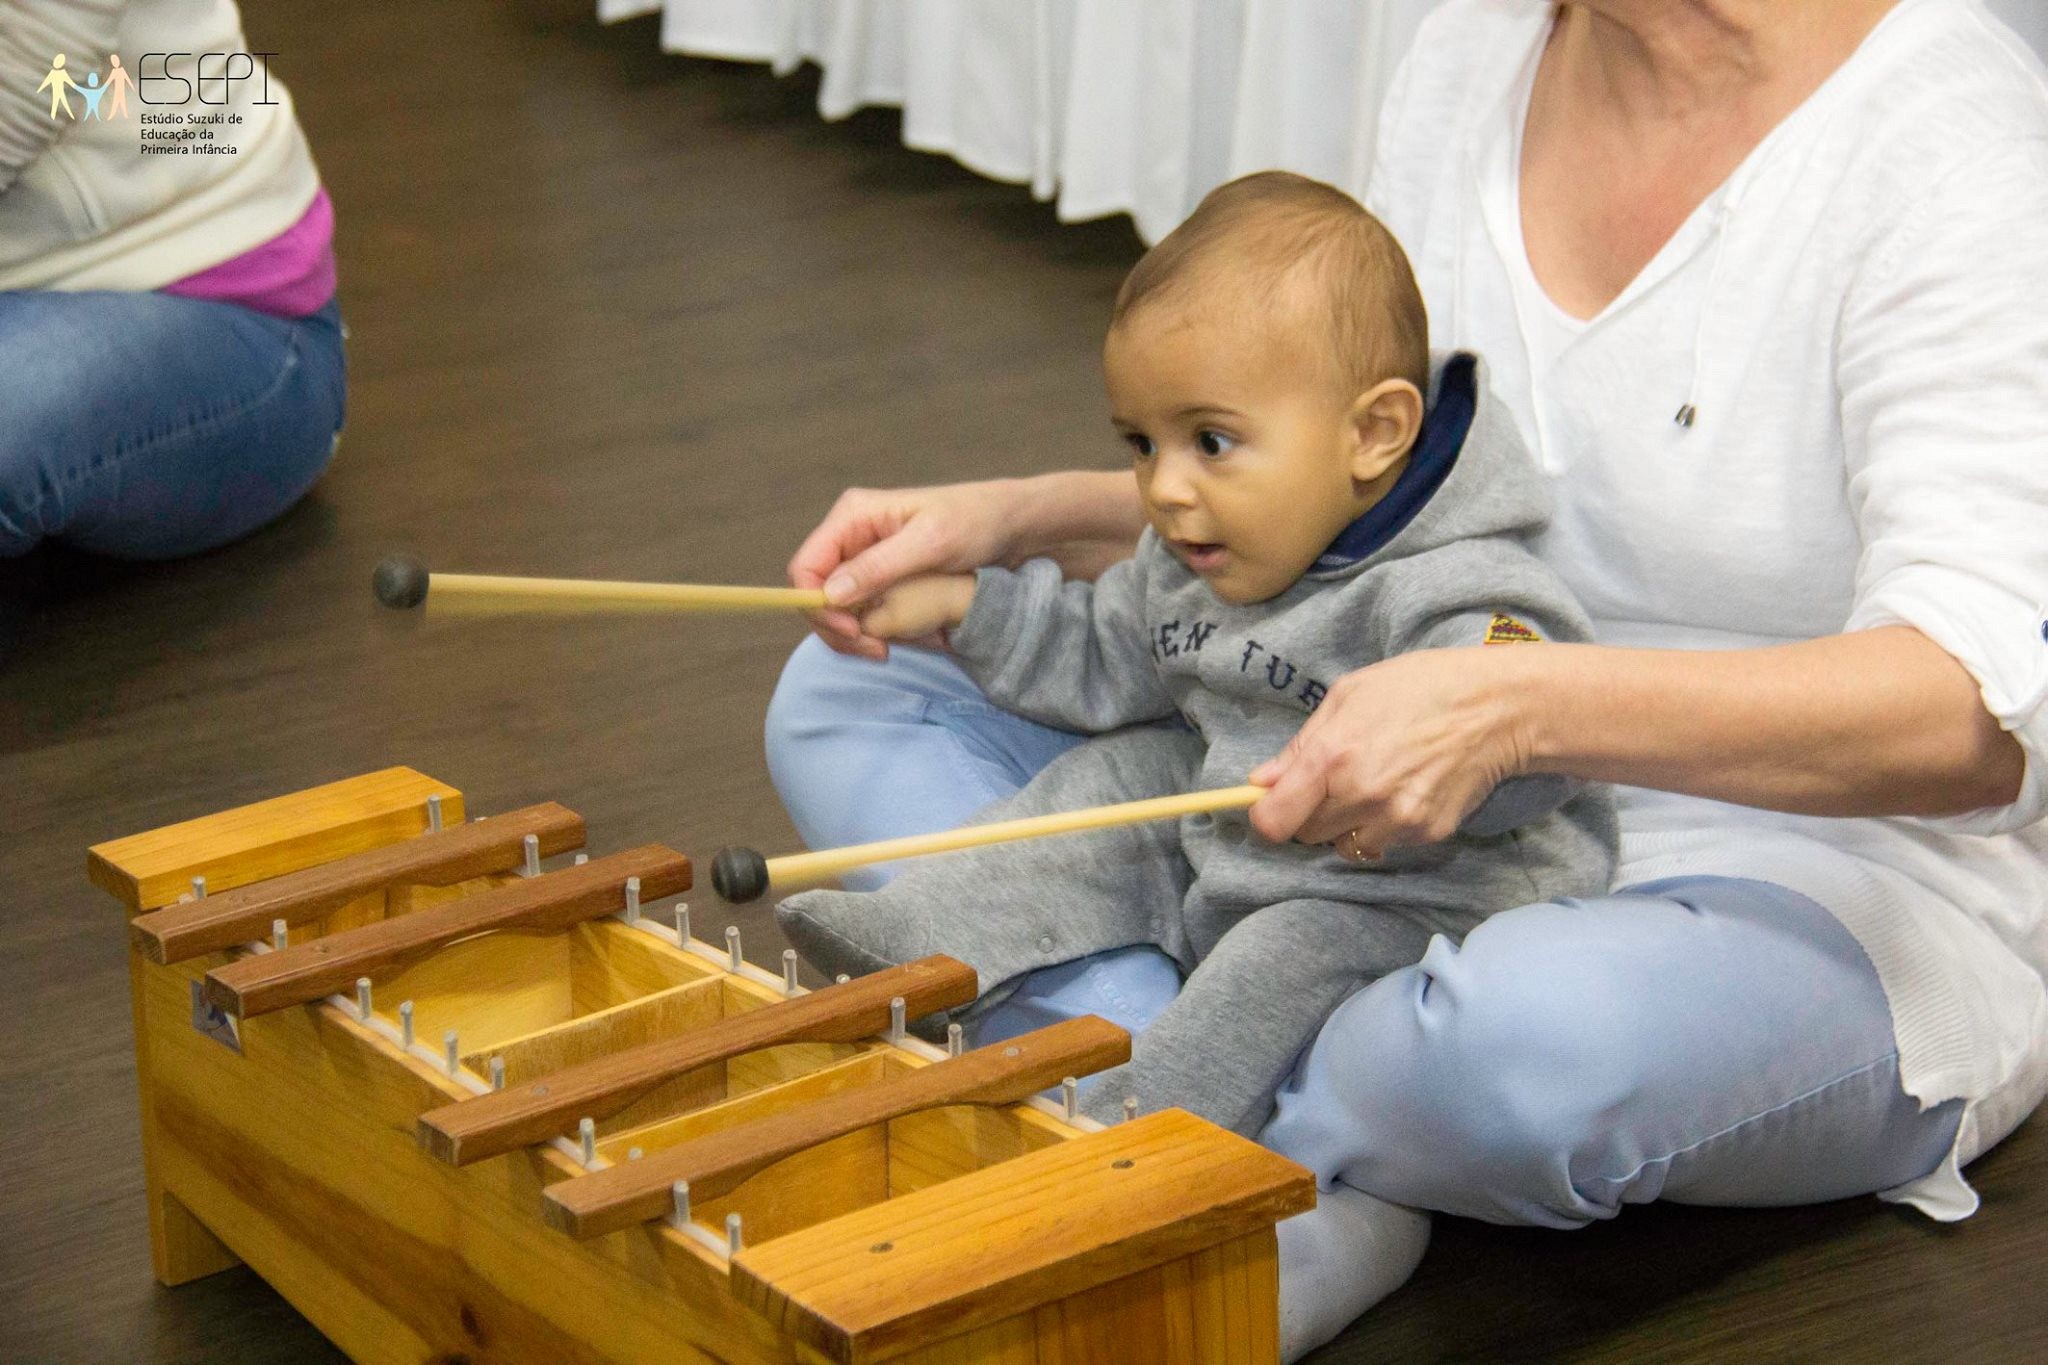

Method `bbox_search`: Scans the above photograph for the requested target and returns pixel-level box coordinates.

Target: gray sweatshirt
[781,353,1618,1133]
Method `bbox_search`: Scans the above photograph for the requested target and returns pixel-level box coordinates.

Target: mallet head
[711,846,770,903]
[373,555,430,609]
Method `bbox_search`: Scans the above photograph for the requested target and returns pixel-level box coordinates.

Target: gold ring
[1344,829,1365,861]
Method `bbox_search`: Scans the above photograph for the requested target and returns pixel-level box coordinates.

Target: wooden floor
[2,1,2039,1360]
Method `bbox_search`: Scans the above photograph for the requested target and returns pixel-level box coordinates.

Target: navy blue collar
[1312,352,1478,572]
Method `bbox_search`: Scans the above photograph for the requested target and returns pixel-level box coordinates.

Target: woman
[766,0,2048,1355]
[0,1,343,560]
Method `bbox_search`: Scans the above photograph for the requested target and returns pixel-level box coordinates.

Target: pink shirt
[160,187,336,318]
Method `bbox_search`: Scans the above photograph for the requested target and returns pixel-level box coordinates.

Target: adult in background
[767,0,2048,1356]
[1,1,344,560]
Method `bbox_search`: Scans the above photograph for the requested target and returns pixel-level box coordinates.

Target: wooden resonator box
[93,767,1312,1363]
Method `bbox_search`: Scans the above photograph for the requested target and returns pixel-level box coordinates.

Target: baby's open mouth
[1172,540,1228,571]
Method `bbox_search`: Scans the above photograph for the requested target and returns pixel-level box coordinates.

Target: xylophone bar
[542,1015,1133,1240]
[202,846,692,1019]
[418,955,978,1165]
[733,1109,1316,1363]
[87,765,457,912]
[129,802,587,964]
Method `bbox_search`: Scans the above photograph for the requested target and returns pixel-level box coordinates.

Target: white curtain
[605,0,1439,242]
[607,0,2048,244]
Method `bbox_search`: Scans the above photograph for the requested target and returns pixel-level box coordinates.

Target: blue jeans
[0,291,345,559]
[765,636,1964,1215]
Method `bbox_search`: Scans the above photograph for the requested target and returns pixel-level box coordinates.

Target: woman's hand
[788,481,1030,660]
[1248,649,1538,856]
[788,471,1148,660]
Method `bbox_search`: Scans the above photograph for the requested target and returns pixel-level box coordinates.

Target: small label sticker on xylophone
[189,979,243,1054]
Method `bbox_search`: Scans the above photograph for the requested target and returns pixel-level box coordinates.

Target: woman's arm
[1248,625,2026,850]
[787,470,1145,658]
[1002,469,1151,580]
[1522,628,2022,815]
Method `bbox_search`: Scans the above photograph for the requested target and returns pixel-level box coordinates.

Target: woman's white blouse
[1370,0,2048,1217]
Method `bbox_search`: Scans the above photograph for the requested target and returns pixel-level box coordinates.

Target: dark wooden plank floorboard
[1,1,2037,1360]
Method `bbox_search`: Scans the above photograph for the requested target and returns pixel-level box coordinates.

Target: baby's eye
[1124,432,1157,458]
[1196,429,1238,457]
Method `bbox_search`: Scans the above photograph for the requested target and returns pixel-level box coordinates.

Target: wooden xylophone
[95,767,1312,1363]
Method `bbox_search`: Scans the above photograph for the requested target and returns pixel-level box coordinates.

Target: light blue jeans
[765,636,1964,1225]
[0,291,345,560]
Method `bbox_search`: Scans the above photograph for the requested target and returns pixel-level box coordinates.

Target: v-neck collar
[1470,0,1924,333]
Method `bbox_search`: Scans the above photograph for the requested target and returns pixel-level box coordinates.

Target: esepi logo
[36,53,130,120]
[34,50,279,155]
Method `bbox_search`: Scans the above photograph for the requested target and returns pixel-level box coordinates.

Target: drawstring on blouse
[1675,187,1744,431]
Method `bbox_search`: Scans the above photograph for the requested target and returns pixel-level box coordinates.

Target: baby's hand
[858,573,977,645]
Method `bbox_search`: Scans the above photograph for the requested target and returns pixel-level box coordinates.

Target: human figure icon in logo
[79,69,110,121]
[104,54,135,120]
[36,53,81,119]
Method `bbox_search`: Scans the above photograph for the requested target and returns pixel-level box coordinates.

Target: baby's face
[1105,303,1387,604]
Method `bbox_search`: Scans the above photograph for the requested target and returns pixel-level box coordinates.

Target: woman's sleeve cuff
[1847,565,2048,835]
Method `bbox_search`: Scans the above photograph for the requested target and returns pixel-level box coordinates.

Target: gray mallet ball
[711,846,770,903]
[373,555,430,609]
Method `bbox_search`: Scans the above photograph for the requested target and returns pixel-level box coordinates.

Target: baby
[778,171,1617,1136]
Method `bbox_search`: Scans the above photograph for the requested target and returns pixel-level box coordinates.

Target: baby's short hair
[1112,171,1429,397]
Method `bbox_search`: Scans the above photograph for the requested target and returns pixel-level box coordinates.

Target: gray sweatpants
[777,724,1468,1135]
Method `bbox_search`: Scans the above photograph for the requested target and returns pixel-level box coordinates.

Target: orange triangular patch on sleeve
[1483,613,1543,645]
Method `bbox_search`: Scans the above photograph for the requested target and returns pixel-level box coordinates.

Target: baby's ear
[1346,379,1424,484]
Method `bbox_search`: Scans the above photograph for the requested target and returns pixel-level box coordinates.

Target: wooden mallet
[711,784,1267,902]
[372,555,828,614]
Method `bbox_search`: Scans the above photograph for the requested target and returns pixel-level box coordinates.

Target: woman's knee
[765,638,947,779]
[765,637,869,824]
[765,636,1085,823]
[765,637,1015,862]
[0,297,106,554]
[765,635,861,764]
[1413,951,1638,1214]
[0,294,344,560]
[1267,884,1930,1225]
[0,454,49,557]
[1266,912,1652,1225]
